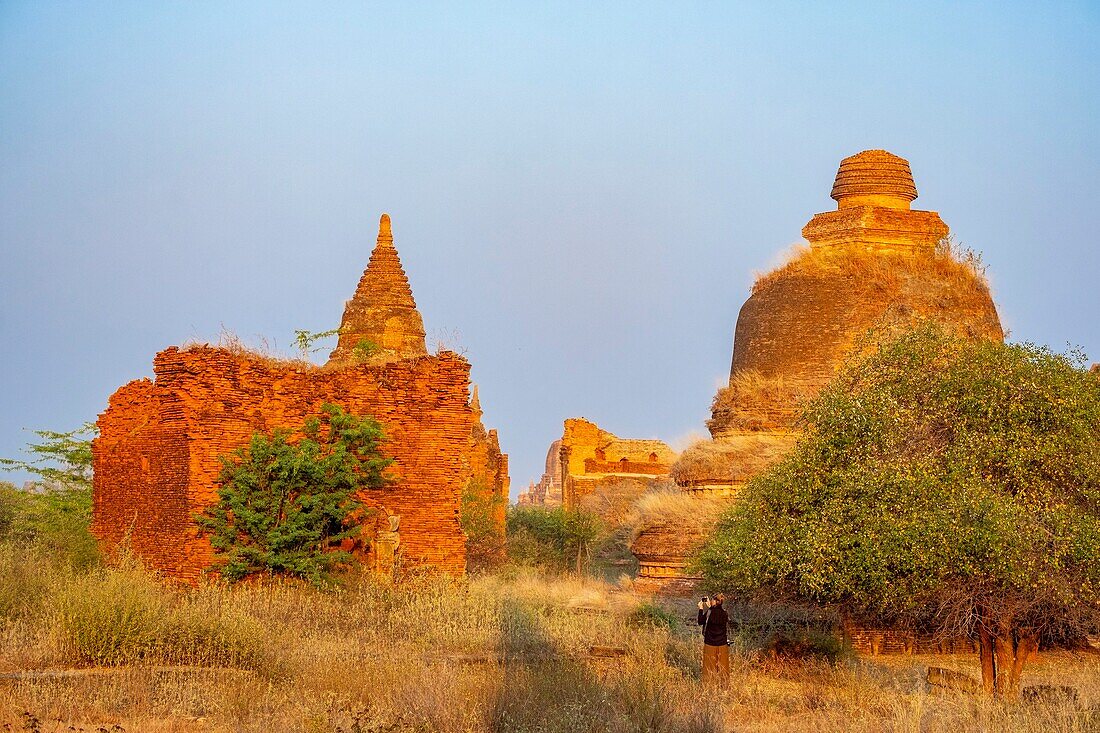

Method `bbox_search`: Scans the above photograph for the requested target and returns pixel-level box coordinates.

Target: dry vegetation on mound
[751,239,992,302]
[670,436,798,485]
[1,548,1098,732]
[707,371,814,435]
[624,490,728,544]
[750,240,1002,345]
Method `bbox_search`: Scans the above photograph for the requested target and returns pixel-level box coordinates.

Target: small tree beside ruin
[460,478,506,571]
[199,403,392,585]
[0,423,100,567]
[697,325,1100,696]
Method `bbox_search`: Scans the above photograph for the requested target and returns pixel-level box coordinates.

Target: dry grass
[180,327,318,371]
[624,490,728,546]
[670,436,798,485]
[708,371,815,434]
[752,239,991,300]
[749,239,1003,345]
[1,547,1098,732]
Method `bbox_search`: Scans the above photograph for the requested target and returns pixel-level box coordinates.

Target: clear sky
[2,2,1097,496]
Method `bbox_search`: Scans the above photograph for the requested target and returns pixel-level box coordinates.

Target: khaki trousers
[702,643,730,688]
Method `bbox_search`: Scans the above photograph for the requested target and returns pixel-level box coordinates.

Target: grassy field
[1,548,1098,733]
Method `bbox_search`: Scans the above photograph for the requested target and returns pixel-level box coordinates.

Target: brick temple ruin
[631,150,1004,602]
[517,418,677,511]
[91,214,508,582]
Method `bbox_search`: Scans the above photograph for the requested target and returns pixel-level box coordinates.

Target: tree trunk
[1008,632,1038,695]
[990,621,1036,699]
[993,630,1014,697]
[978,622,996,694]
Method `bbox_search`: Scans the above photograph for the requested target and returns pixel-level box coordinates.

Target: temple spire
[327,213,427,365]
[471,385,483,422]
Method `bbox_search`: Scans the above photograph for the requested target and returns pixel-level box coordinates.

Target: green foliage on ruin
[460,478,506,572]
[198,404,393,585]
[0,424,100,568]
[506,506,605,574]
[293,327,342,358]
[352,338,379,361]
[697,324,1100,690]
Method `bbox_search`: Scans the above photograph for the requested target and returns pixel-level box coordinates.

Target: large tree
[696,325,1100,695]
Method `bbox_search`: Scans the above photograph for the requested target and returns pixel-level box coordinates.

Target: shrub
[505,506,604,574]
[52,562,269,669]
[198,403,392,585]
[627,601,679,630]
[0,422,100,569]
[461,479,506,572]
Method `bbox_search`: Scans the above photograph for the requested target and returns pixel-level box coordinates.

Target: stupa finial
[378,213,393,243]
[830,149,918,210]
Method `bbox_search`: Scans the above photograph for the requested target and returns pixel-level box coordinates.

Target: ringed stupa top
[327,213,428,365]
[803,149,947,251]
[830,149,918,209]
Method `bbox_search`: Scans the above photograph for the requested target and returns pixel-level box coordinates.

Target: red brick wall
[92,345,475,582]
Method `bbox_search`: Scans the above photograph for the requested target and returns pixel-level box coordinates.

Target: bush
[460,479,506,572]
[505,506,604,574]
[761,626,847,665]
[0,423,101,569]
[52,562,269,669]
[0,483,99,569]
[199,403,391,585]
[698,324,1100,694]
[627,601,679,630]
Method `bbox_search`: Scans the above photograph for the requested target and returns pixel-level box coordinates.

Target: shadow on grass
[487,599,721,733]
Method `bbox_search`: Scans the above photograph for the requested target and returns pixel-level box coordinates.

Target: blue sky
[1,2,1097,495]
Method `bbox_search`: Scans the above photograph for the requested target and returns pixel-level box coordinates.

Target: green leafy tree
[696,325,1100,696]
[506,506,604,574]
[0,424,100,567]
[198,404,392,584]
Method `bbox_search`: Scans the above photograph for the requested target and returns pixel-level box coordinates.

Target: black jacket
[698,604,729,646]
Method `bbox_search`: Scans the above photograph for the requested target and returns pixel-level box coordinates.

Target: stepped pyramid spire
[328,213,427,365]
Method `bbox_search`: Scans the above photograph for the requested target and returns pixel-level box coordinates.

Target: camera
[701,596,709,604]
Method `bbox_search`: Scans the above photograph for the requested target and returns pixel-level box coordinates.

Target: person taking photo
[697,592,730,688]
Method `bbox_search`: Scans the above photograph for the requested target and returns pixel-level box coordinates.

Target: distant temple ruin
[92,214,508,582]
[632,150,1003,595]
[518,419,677,510]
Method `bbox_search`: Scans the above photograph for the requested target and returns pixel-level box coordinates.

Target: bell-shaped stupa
[633,150,1004,595]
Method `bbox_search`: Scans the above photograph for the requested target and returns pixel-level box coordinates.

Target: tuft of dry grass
[1,545,1098,732]
[624,490,728,550]
[180,327,318,371]
[752,238,991,299]
[670,436,798,485]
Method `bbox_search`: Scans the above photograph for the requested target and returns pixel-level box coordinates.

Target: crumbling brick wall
[558,418,677,510]
[467,425,509,543]
[92,345,476,582]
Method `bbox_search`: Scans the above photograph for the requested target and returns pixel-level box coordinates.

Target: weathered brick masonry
[92,214,507,581]
[93,348,474,581]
